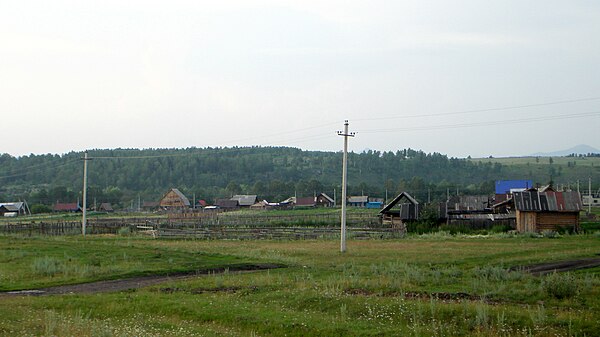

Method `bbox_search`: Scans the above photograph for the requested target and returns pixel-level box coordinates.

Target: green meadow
[0,234,599,336]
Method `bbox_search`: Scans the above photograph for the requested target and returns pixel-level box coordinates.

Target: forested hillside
[1,147,598,209]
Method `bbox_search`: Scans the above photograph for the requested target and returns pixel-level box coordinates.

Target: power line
[356,111,600,133]
[352,96,600,122]
[0,158,81,180]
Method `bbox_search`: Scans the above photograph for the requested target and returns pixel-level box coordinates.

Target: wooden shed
[316,193,334,207]
[231,195,258,207]
[295,197,316,208]
[53,202,81,212]
[159,188,191,209]
[98,203,114,212]
[512,189,581,233]
[379,192,419,230]
[347,196,369,207]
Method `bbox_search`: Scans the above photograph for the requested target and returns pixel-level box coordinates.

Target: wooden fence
[166,212,381,227]
[0,213,390,239]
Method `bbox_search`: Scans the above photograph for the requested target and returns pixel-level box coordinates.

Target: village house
[215,199,239,209]
[511,187,582,233]
[97,203,114,212]
[347,196,369,207]
[53,202,81,212]
[442,194,516,229]
[294,197,316,208]
[379,192,419,230]
[142,201,159,211]
[315,193,335,207]
[159,188,190,209]
[231,195,258,208]
[0,202,28,216]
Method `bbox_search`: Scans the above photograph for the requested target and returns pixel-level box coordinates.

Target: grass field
[1,233,599,336]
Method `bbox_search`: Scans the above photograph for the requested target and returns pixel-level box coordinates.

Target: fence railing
[0,213,388,239]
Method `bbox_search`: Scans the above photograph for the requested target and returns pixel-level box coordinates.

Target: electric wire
[352,96,600,122]
[356,111,600,133]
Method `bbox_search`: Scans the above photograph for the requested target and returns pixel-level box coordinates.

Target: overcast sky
[1,1,599,158]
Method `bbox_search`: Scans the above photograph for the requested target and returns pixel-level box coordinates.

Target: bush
[406,220,438,234]
[30,204,52,214]
[473,265,522,281]
[520,231,541,238]
[31,256,64,276]
[117,226,132,236]
[490,224,513,233]
[541,230,559,238]
[541,272,579,299]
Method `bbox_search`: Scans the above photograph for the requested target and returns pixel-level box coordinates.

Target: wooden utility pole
[337,121,355,253]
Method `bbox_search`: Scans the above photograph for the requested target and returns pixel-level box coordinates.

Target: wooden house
[316,193,334,207]
[347,196,369,207]
[231,195,258,207]
[379,192,419,229]
[159,188,191,209]
[295,197,316,208]
[53,202,81,212]
[512,189,581,233]
[98,203,114,212]
[443,195,515,229]
[0,202,27,216]
[142,201,159,211]
[250,200,278,210]
[215,199,239,209]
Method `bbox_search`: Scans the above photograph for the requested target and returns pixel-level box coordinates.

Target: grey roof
[513,190,582,212]
[98,203,114,211]
[348,196,368,203]
[380,192,419,214]
[318,193,334,203]
[216,199,239,208]
[231,195,258,206]
[171,188,191,206]
[0,202,24,211]
[447,195,490,211]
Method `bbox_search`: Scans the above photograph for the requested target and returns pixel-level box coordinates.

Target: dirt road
[1,263,282,296]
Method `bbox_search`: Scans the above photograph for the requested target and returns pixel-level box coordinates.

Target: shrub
[541,230,559,238]
[520,231,541,238]
[406,220,438,234]
[32,256,64,276]
[30,204,52,214]
[472,265,521,281]
[117,226,132,236]
[541,272,579,299]
[490,224,513,233]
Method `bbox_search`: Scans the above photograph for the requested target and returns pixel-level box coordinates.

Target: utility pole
[334,188,336,206]
[82,151,89,237]
[589,177,592,214]
[337,120,355,253]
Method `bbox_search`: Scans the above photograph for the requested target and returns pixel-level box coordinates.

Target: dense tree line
[0,147,595,209]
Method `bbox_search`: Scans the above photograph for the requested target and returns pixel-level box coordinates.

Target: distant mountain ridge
[532,144,599,157]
